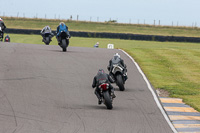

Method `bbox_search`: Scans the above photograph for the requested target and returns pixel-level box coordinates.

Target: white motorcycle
[110,64,127,91]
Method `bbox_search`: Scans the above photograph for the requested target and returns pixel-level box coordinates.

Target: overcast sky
[0,0,199,26]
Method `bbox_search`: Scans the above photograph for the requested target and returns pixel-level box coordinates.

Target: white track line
[119,49,177,133]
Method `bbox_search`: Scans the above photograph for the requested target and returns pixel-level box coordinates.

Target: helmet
[60,22,65,26]
[114,53,120,58]
[97,69,105,75]
[46,26,49,30]
[0,18,3,21]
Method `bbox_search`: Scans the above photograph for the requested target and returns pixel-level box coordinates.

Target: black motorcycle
[57,31,70,52]
[42,32,53,45]
[4,35,10,42]
[109,64,127,91]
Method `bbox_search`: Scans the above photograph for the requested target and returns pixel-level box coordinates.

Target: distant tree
[106,20,117,23]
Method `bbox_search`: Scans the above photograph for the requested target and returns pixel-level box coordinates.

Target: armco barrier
[4,28,200,43]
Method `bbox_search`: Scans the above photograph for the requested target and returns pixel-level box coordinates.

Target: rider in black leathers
[92,69,116,104]
[0,18,6,41]
[107,53,128,81]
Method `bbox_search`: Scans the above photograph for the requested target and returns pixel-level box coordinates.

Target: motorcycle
[57,31,70,52]
[109,64,127,91]
[99,83,113,109]
[42,32,53,45]
[0,27,3,41]
[4,35,10,42]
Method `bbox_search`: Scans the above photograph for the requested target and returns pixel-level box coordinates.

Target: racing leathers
[56,23,70,45]
[92,71,115,104]
[40,26,54,41]
[107,56,128,81]
[0,21,6,41]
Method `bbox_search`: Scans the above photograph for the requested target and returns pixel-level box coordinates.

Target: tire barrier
[5,28,200,43]
[5,28,41,35]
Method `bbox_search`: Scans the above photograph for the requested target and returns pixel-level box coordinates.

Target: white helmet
[114,53,120,58]
[46,25,49,30]
[60,22,65,26]
[0,18,3,21]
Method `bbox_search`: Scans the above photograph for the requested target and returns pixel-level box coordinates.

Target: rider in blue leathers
[56,22,70,45]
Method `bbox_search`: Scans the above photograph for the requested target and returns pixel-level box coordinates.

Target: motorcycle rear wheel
[116,74,125,91]
[103,91,113,110]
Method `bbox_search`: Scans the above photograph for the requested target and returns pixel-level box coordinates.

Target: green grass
[6,33,200,111]
[3,17,200,37]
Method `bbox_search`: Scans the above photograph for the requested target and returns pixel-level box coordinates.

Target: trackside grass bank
[3,17,200,37]
[6,33,200,111]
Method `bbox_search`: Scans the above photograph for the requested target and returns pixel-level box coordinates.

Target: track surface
[0,42,173,133]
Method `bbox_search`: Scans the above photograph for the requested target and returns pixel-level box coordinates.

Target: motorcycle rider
[56,22,70,45]
[0,18,6,41]
[4,34,10,42]
[92,69,116,104]
[40,25,54,42]
[107,53,128,81]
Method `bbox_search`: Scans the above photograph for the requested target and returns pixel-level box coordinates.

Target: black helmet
[97,69,105,75]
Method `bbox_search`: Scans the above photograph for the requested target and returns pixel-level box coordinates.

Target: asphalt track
[0,42,173,133]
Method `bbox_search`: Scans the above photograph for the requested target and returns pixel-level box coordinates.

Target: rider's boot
[98,98,102,105]
[110,89,116,98]
[95,90,102,104]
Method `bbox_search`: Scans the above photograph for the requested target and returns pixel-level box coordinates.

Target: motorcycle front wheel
[62,39,67,52]
[45,37,50,45]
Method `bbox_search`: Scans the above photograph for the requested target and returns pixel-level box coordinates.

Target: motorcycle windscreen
[44,33,51,37]
[60,32,69,39]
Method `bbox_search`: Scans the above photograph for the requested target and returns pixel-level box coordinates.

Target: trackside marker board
[107,44,114,49]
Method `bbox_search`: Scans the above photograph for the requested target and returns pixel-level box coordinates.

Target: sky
[0,0,199,27]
